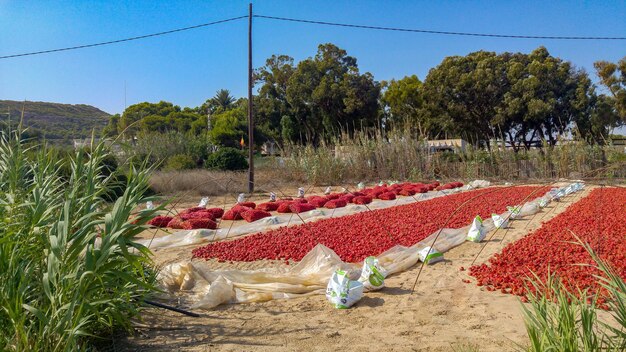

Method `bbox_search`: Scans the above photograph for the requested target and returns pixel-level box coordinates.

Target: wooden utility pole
[247,2,254,193]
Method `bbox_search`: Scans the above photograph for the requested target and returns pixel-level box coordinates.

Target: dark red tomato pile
[469,187,626,305]
[192,186,547,263]
[148,181,462,229]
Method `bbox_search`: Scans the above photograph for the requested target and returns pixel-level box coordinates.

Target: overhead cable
[0,15,247,59]
[254,14,626,40]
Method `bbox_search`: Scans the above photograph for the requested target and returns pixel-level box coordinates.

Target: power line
[254,14,626,40]
[0,15,247,60]
[2,12,624,61]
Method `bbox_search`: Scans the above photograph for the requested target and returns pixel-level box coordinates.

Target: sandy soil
[118,185,593,351]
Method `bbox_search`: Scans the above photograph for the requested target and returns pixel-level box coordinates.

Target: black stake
[144,299,200,318]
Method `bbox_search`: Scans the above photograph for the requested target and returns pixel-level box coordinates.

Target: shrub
[164,154,196,171]
[129,131,213,165]
[205,147,249,171]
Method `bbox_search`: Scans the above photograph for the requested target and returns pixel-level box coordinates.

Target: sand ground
[119,185,593,351]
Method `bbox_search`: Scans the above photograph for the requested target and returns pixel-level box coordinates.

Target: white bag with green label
[418,246,444,264]
[492,213,509,229]
[326,269,364,309]
[358,256,387,291]
[467,215,486,242]
[507,206,521,219]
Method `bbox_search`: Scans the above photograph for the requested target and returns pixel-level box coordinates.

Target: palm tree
[210,89,235,112]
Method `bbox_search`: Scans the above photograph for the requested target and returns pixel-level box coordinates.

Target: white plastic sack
[198,197,209,208]
[358,256,387,291]
[237,193,245,203]
[297,187,305,198]
[146,201,154,210]
[324,186,332,195]
[466,215,486,242]
[357,182,365,190]
[269,192,276,202]
[418,246,444,264]
[507,206,521,219]
[326,269,363,309]
[491,213,509,229]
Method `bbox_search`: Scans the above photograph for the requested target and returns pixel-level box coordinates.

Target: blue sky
[1,0,625,116]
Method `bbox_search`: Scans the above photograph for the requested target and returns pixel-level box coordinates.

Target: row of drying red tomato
[192,186,548,263]
[147,181,463,230]
[469,187,626,306]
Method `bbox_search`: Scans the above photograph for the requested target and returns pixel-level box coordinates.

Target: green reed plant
[0,127,159,351]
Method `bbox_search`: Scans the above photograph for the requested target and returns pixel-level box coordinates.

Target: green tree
[495,48,594,149]
[422,47,596,149]
[209,108,247,148]
[280,115,297,142]
[594,57,626,121]
[577,94,622,143]
[140,115,169,133]
[422,50,508,147]
[165,111,203,133]
[381,75,429,136]
[118,101,179,136]
[115,101,206,136]
[198,89,236,116]
[102,113,120,137]
[255,55,296,142]
[286,43,380,144]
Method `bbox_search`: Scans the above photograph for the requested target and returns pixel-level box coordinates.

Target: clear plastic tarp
[157,182,585,310]
[141,180,492,250]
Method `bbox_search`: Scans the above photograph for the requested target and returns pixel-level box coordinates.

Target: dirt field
[119,185,593,351]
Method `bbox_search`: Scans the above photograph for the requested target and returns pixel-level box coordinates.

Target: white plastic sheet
[141,180,492,250]
[158,182,584,310]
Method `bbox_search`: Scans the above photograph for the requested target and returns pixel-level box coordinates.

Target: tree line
[104,43,626,150]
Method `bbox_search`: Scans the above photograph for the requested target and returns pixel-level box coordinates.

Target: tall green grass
[0,127,159,351]
[520,241,626,352]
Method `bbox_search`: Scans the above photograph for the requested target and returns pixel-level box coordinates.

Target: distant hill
[0,100,111,143]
